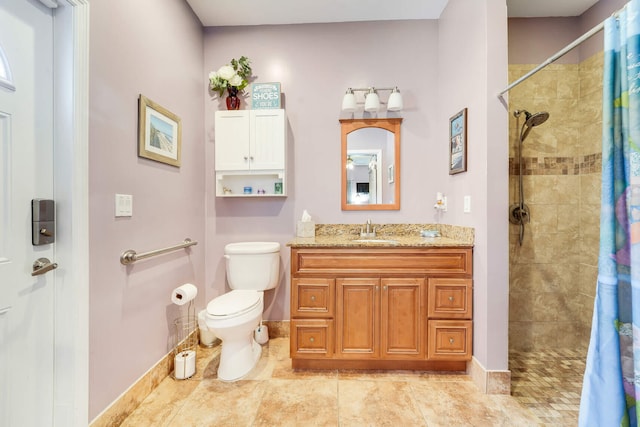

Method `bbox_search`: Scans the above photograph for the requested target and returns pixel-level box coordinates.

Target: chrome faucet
[360,219,376,238]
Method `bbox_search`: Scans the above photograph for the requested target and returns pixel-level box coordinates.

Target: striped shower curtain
[580,1,640,425]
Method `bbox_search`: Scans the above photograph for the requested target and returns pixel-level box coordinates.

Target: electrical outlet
[464,195,471,213]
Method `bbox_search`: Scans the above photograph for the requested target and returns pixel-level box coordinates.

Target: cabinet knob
[310,295,316,302]
[448,296,454,302]
[375,286,379,291]
[309,337,315,343]
[449,338,455,344]
[382,285,387,291]
[244,156,248,161]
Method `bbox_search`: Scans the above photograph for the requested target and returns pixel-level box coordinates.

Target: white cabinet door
[214,110,250,171]
[250,109,285,170]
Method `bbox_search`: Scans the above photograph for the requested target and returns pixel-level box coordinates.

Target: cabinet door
[250,110,285,170]
[380,278,425,359]
[214,110,250,171]
[427,320,472,360]
[336,278,379,358]
[427,278,472,319]
[290,319,334,358]
[291,278,334,318]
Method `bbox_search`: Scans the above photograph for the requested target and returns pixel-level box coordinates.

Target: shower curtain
[580,1,640,425]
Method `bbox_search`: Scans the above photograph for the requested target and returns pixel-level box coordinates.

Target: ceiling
[186,0,601,27]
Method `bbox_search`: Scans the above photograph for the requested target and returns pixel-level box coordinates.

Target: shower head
[514,109,550,142]
[524,111,549,127]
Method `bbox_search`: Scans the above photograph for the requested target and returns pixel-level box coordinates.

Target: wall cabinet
[290,247,472,371]
[214,109,286,197]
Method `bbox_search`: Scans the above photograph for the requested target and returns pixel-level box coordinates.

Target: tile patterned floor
[120,339,586,426]
[509,348,587,426]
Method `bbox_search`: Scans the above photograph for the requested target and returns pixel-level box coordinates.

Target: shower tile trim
[509,153,602,176]
[469,356,511,395]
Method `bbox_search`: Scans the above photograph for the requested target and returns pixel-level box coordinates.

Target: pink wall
[508,18,580,64]
[89,0,205,419]
[438,0,509,371]
[203,21,441,321]
[87,0,512,418]
[508,0,627,65]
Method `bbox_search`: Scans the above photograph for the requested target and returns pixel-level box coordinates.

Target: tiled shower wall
[508,52,602,351]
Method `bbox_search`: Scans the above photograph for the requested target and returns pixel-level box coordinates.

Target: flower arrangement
[208,56,252,97]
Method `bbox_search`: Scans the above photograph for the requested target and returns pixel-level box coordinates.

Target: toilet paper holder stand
[173,301,197,380]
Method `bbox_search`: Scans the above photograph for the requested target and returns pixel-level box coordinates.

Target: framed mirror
[340,118,401,210]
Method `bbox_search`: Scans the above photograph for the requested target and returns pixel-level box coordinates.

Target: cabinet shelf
[215,170,285,197]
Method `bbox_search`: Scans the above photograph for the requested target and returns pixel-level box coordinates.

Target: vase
[226,86,240,110]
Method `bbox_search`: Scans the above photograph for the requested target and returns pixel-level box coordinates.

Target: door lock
[32,199,55,245]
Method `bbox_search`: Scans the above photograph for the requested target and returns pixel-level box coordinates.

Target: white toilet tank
[224,242,280,291]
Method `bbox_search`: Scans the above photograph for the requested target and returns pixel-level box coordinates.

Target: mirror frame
[340,118,402,211]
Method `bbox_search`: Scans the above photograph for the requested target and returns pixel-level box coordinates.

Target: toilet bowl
[204,242,280,381]
[206,290,264,381]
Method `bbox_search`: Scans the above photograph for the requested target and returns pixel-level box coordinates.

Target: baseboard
[89,330,201,427]
[89,321,290,426]
[264,319,290,338]
[468,356,511,394]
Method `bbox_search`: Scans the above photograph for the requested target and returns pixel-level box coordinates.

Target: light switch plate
[115,194,133,217]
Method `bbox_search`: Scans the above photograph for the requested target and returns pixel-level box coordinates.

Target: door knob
[32,257,58,276]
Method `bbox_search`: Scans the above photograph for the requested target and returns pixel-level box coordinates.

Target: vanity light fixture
[342,89,357,112]
[364,88,380,112]
[346,155,354,169]
[341,86,403,113]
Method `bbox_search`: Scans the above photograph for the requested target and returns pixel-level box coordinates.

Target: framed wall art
[138,94,181,167]
[449,108,467,175]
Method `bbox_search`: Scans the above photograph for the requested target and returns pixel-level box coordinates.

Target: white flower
[208,71,217,80]
[217,65,235,80]
[228,74,243,87]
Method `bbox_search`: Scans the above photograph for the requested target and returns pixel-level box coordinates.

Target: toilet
[205,241,280,381]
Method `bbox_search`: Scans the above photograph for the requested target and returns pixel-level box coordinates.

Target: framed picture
[449,108,467,174]
[388,164,394,183]
[138,95,181,167]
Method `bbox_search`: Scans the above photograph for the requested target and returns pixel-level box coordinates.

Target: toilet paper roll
[174,350,196,380]
[171,283,198,306]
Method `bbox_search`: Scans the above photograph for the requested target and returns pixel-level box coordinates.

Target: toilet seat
[207,290,261,319]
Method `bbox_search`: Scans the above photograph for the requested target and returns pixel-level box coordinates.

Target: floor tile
[254,378,338,426]
[118,341,586,427]
[338,380,425,426]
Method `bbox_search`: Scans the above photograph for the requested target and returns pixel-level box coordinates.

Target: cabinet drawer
[291,278,335,318]
[290,320,334,358]
[428,278,472,319]
[291,248,472,276]
[427,320,472,360]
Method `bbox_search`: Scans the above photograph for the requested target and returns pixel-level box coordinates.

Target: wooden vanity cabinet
[290,247,472,370]
[335,277,425,359]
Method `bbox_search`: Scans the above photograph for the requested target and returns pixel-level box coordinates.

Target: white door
[0,1,56,425]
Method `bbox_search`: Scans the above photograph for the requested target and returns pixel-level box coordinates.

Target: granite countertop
[287,223,474,248]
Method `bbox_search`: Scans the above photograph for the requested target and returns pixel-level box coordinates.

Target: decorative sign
[251,82,281,109]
